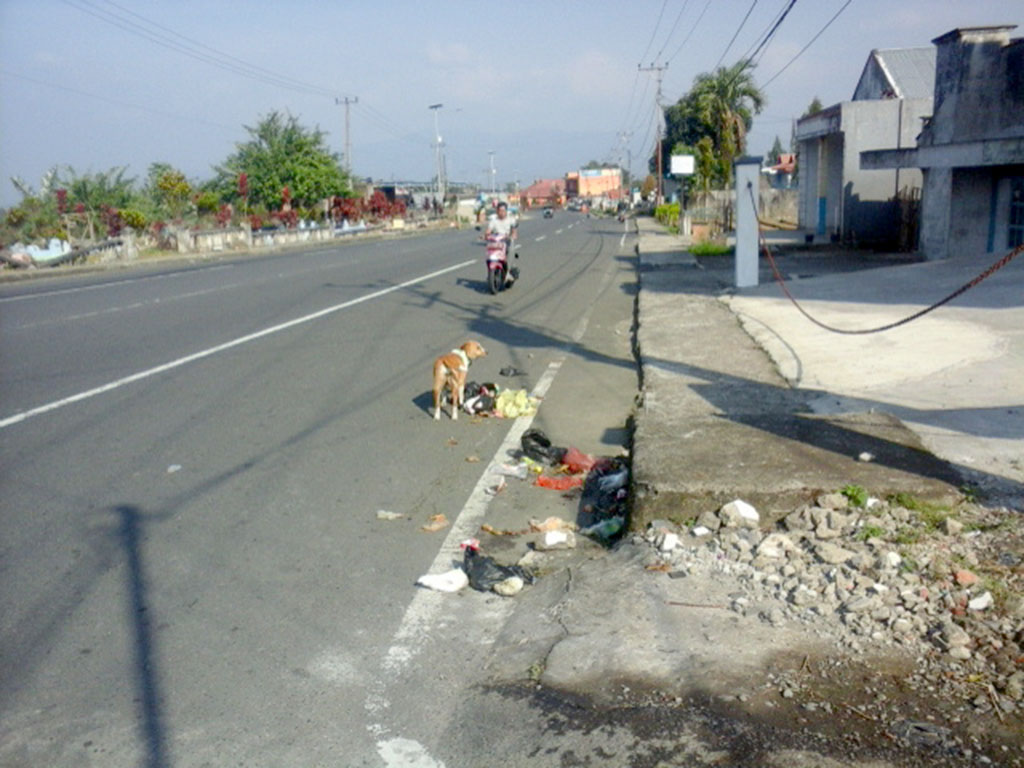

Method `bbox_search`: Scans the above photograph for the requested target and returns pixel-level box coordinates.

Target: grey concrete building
[862,26,1024,260]
[795,46,935,246]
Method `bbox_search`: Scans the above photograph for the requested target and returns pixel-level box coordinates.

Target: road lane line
[534,235,546,242]
[0,264,234,303]
[0,260,476,430]
[366,358,563,750]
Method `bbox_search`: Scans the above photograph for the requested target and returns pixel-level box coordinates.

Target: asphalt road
[0,213,640,767]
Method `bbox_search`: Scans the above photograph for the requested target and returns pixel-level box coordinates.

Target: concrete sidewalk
[630,215,1024,524]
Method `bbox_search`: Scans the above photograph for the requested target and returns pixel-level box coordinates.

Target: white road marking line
[0,264,234,303]
[555,228,563,234]
[0,260,476,429]
[534,235,546,242]
[366,358,563,737]
[366,246,619,752]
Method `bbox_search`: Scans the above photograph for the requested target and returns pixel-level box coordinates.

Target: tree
[767,135,784,166]
[211,111,350,213]
[145,162,192,218]
[660,60,765,190]
[803,97,824,117]
[691,60,765,188]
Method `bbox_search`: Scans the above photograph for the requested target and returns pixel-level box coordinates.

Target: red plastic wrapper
[535,474,585,491]
[560,447,597,474]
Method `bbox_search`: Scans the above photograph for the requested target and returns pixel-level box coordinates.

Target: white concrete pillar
[734,157,762,288]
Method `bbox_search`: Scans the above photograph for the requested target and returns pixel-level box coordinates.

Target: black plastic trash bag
[462,540,535,592]
[520,428,566,465]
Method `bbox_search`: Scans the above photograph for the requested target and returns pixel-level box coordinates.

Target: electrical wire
[1,68,235,130]
[60,0,345,98]
[666,0,714,64]
[653,0,692,64]
[762,0,854,88]
[638,0,670,66]
[715,0,759,70]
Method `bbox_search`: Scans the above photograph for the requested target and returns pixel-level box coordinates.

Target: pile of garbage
[462,381,539,419]
[636,491,1024,722]
[415,429,632,598]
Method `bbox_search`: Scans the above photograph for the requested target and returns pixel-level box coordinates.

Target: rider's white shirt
[486,214,517,238]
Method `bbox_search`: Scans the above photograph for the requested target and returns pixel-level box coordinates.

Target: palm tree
[692,60,765,188]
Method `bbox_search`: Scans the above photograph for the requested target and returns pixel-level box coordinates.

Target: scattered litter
[462,538,535,594]
[492,576,525,596]
[560,447,597,474]
[529,516,576,532]
[691,525,712,537]
[421,514,449,532]
[166,464,182,474]
[494,462,529,479]
[520,428,566,465]
[646,563,672,572]
[581,516,624,540]
[376,510,406,521]
[485,478,507,496]
[416,569,469,592]
[446,437,458,447]
[535,530,576,551]
[495,389,538,418]
[858,452,875,462]
[463,381,498,415]
[481,522,528,536]
[465,454,481,463]
[499,366,526,377]
[535,474,584,491]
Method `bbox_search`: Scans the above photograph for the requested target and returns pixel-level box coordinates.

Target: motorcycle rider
[485,200,517,244]
[485,201,518,283]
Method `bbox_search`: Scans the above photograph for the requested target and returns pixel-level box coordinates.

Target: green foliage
[146,163,192,218]
[803,96,824,117]
[120,208,148,232]
[58,165,139,212]
[856,524,886,542]
[194,191,220,215]
[840,484,869,507]
[211,111,351,212]
[768,135,784,166]
[654,202,679,227]
[660,60,765,190]
[688,240,732,257]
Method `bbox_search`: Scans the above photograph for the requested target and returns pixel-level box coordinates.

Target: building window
[1011,177,1024,248]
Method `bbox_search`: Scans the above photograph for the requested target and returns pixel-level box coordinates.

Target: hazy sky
[2,0,1023,207]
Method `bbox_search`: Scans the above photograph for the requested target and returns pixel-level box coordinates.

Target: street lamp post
[428,104,444,204]
[488,150,496,195]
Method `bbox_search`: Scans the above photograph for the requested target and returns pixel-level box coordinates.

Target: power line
[60,0,348,99]
[745,0,798,67]
[638,0,670,66]
[666,0,714,64]
[653,0,692,64]
[715,0,759,70]
[762,0,854,88]
[0,68,234,130]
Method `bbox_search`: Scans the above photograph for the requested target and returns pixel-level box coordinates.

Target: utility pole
[618,130,632,192]
[428,103,444,202]
[639,63,668,205]
[336,96,358,175]
[488,151,496,195]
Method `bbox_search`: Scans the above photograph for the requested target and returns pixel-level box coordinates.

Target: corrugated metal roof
[873,47,936,99]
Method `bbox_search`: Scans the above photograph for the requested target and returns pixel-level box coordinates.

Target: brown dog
[432,340,486,420]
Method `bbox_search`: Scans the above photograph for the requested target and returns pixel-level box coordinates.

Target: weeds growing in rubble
[840,484,868,508]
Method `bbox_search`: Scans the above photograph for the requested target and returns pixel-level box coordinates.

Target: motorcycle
[484,233,518,294]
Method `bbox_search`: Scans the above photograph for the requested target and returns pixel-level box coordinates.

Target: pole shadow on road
[115,504,172,768]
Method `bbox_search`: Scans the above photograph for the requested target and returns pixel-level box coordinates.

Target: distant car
[543,207,554,218]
